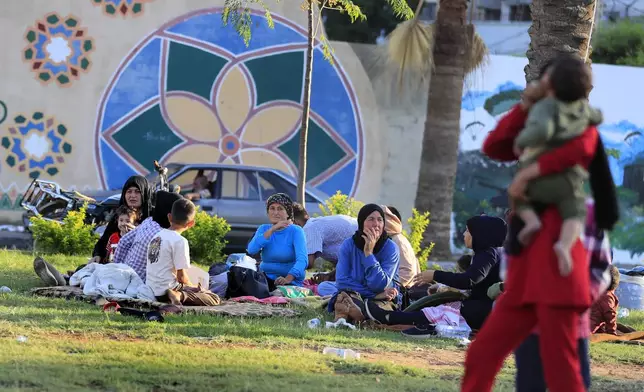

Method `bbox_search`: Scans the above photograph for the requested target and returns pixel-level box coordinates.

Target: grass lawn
[1,250,643,391]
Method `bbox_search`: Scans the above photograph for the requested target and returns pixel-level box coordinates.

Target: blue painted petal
[48,130,62,153]
[30,156,55,169]
[309,48,357,152]
[43,61,69,75]
[69,40,82,66]
[166,13,306,56]
[100,139,138,190]
[11,139,26,161]
[49,24,73,38]
[35,34,48,59]
[317,159,356,197]
[101,38,161,132]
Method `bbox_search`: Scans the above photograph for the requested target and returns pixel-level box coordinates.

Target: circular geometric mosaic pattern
[95,8,364,196]
[91,0,152,18]
[1,112,73,179]
[23,13,94,87]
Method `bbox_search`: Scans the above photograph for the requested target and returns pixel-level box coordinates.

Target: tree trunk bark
[297,0,314,204]
[525,0,597,83]
[414,0,470,260]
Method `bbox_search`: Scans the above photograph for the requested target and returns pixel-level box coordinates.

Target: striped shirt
[113,217,162,282]
[302,215,358,262]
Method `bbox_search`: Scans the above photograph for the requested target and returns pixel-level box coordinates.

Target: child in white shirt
[146,198,220,306]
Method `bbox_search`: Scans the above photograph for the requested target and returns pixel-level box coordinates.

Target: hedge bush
[182,209,231,263]
[30,205,98,255]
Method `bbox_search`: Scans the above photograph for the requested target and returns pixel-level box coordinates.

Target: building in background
[417,0,644,55]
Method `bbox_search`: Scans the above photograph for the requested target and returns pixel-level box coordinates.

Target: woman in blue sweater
[328,204,400,322]
[364,215,507,337]
[247,193,308,288]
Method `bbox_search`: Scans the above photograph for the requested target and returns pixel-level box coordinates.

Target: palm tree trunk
[297,0,314,204]
[414,0,470,259]
[525,0,597,83]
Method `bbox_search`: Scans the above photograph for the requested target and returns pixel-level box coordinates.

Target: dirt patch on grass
[591,362,644,380]
[360,348,465,370]
[13,330,644,382]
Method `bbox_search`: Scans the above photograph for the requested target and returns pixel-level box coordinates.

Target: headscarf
[352,204,389,255]
[153,190,183,229]
[266,193,293,220]
[588,138,619,231]
[382,205,403,236]
[466,215,507,252]
[120,175,152,222]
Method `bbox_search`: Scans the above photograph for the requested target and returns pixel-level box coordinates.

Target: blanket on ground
[70,263,155,301]
[30,286,300,318]
[590,331,644,344]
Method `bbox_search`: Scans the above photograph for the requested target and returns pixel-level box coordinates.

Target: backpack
[226,266,270,299]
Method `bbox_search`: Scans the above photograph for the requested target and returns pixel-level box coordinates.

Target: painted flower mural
[92,0,152,18]
[1,112,73,179]
[23,13,94,87]
[95,9,363,196]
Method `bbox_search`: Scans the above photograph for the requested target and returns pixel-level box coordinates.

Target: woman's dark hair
[292,202,309,221]
[548,55,592,102]
[608,265,620,291]
[589,137,620,230]
[114,205,138,222]
[387,206,402,221]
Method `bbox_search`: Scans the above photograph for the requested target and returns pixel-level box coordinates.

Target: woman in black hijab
[90,175,152,263]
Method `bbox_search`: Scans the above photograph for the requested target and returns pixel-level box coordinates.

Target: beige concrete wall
[0,0,385,223]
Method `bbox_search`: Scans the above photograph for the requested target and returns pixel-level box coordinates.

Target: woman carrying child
[461,54,619,392]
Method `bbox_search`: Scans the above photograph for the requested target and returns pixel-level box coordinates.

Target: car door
[214,169,264,248]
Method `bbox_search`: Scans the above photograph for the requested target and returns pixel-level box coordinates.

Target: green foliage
[318,190,364,217]
[452,189,504,247]
[402,209,434,270]
[30,205,98,255]
[222,0,276,47]
[592,21,644,67]
[182,210,231,263]
[324,0,419,44]
[222,0,412,61]
[608,187,644,258]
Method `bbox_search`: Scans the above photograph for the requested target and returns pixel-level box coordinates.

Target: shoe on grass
[364,299,391,324]
[33,257,66,286]
[401,325,437,339]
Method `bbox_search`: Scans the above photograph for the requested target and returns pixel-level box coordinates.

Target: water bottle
[618,308,630,318]
[435,325,470,339]
[307,318,321,329]
[322,347,360,359]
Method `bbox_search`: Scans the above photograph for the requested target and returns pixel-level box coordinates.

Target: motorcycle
[20,160,170,233]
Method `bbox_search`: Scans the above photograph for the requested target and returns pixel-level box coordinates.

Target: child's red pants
[461,294,584,392]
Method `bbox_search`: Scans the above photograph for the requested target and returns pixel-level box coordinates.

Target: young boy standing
[146,198,220,306]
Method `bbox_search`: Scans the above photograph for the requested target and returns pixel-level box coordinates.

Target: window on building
[510,5,531,22]
[484,8,502,21]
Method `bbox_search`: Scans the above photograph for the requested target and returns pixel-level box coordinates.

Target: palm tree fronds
[382,20,489,94]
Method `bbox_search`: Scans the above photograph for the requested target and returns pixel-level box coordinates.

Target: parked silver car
[146,163,328,251]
